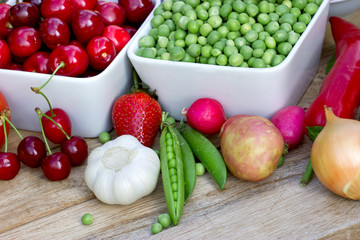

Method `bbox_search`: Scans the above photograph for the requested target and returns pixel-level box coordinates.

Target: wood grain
[1,9,360,240]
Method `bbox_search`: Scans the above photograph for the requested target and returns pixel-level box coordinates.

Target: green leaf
[307,126,324,142]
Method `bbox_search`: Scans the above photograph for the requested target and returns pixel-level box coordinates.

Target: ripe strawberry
[112,91,162,147]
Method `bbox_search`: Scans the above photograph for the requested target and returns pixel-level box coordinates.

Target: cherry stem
[35,108,52,155]
[1,117,7,153]
[31,61,65,117]
[2,116,23,140]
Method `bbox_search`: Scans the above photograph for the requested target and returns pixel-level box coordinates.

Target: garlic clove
[343,169,360,200]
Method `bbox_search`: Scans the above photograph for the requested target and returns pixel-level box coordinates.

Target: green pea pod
[159,126,184,226]
[173,128,196,203]
[180,125,227,190]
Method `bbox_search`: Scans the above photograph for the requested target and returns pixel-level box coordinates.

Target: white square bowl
[0,0,160,138]
[128,0,330,121]
[329,0,360,17]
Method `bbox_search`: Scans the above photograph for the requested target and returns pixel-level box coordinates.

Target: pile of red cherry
[0,0,141,76]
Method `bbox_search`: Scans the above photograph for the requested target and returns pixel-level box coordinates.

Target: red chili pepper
[118,0,154,26]
[301,17,360,186]
[304,16,360,137]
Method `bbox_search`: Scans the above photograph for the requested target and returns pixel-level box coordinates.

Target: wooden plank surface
[1,9,360,240]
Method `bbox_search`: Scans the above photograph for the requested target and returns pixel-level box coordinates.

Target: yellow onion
[311,107,360,200]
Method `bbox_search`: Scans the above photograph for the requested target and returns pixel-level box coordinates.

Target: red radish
[182,98,226,135]
[270,105,305,150]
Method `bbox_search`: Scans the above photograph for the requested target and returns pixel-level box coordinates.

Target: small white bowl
[329,0,360,17]
[0,0,160,138]
[128,0,330,120]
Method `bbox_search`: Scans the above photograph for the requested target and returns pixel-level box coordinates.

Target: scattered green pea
[195,162,206,176]
[98,132,111,143]
[81,213,93,225]
[151,223,163,234]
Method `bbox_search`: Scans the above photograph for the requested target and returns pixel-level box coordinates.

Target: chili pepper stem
[300,158,313,186]
[35,108,52,155]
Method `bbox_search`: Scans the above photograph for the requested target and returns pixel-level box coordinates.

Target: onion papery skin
[311,107,360,200]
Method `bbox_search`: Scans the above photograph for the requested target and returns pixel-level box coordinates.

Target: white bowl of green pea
[127,0,330,120]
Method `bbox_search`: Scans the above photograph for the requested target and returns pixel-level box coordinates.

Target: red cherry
[72,0,98,10]
[61,136,88,166]
[86,36,116,71]
[39,17,70,50]
[71,9,104,43]
[17,136,46,168]
[23,51,50,73]
[40,0,76,25]
[0,152,21,180]
[48,45,89,77]
[0,39,11,69]
[9,2,40,28]
[7,26,42,58]
[102,25,131,53]
[95,2,126,26]
[8,62,23,71]
[69,40,85,49]
[42,108,72,144]
[41,152,71,181]
[0,4,12,38]
[122,25,137,38]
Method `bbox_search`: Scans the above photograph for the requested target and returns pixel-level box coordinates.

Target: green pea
[174,39,185,47]
[240,45,253,60]
[170,174,178,184]
[186,0,200,7]
[262,51,274,64]
[226,39,235,46]
[81,213,93,225]
[288,30,300,45]
[172,12,182,25]
[210,0,222,7]
[170,46,185,61]
[158,24,170,37]
[252,23,264,33]
[139,35,155,48]
[178,16,190,30]
[162,0,173,11]
[280,13,297,26]
[199,23,213,37]
[252,39,266,50]
[290,7,301,18]
[252,58,266,68]
[208,15,222,28]
[166,145,174,154]
[240,23,252,35]
[258,31,270,41]
[136,47,145,56]
[293,21,306,34]
[187,44,201,57]
[197,9,209,21]
[195,162,206,176]
[304,3,318,15]
[275,4,289,16]
[208,6,220,16]
[162,11,173,20]
[238,12,249,24]
[98,132,110,143]
[164,20,176,32]
[188,20,200,34]
[277,42,292,56]
[185,9,197,21]
[271,54,285,66]
[199,56,207,64]
[298,13,312,25]
[233,0,246,13]
[174,29,186,40]
[217,26,230,38]
[265,36,276,49]
[207,31,221,45]
[201,44,212,58]
[258,1,270,13]
[227,19,241,31]
[161,52,171,60]
[172,1,185,13]
[227,31,240,40]
[151,15,165,28]
[157,213,172,228]
[257,13,270,25]
[151,223,163,234]
[142,47,157,58]
[169,168,177,176]
[269,12,279,21]
[280,22,292,32]
[240,61,249,67]
[220,3,232,18]
[293,0,307,10]
[154,6,165,16]
[265,21,280,35]
[185,33,198,46]
[216,54,228,66]
[224,45,238,57]
[228,11,239,20]
[246,3,259,17]
[282,0,292,9]
[207,56,217,64]
[171,182,178,192]
[198,36,207,45]
[211,48,222,57]
[245,30,258,43]
[213,41,225,51]
[273,29,289,43]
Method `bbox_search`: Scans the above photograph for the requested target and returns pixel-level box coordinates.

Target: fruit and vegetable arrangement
[1,0,360,237]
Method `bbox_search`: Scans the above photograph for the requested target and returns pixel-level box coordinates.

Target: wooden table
[1,10,360,240]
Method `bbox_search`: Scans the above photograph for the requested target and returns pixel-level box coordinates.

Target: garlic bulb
[85,135,160,205]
